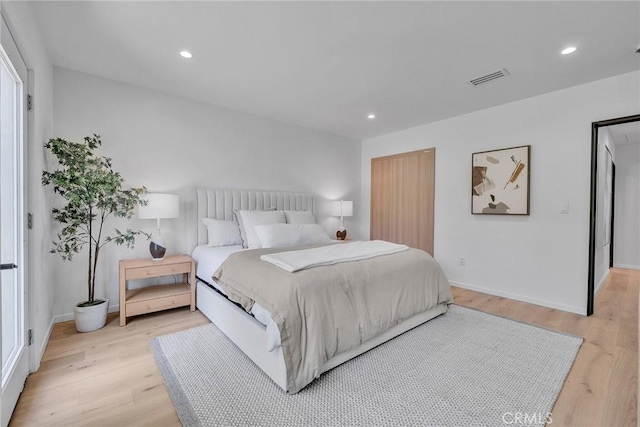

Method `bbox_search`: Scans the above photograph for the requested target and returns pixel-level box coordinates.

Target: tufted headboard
[186,188,316,252]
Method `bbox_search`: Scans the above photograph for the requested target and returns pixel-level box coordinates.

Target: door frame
[609,163,615,269]
[0,9,37,373]
[587,114,640,315]
[1,9,33,427]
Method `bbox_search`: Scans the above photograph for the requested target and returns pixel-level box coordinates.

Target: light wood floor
[9,268,638,426]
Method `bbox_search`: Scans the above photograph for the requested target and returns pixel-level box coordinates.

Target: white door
[0,12,28,427]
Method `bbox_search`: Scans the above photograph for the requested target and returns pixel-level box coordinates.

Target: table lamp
[137,193,179,261]
[330,200,353,240]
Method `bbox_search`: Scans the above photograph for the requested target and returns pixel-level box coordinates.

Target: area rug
[151,305,582,427]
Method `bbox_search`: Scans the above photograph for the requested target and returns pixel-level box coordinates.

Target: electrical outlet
[459,256,466,266]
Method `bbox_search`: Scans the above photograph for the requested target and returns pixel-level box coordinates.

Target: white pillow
[201,218,242,247]
[234,209,286,249]
[254,224,332,249]
[284,210,316,225]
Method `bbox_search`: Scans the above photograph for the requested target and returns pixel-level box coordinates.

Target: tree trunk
[91,245,100,303]
[88,208,93,303]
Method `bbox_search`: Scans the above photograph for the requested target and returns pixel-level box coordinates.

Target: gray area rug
[151,305,582,427]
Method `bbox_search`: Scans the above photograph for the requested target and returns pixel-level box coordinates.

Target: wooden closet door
[370,149,435,255]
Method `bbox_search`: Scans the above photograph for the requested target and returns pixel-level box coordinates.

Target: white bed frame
[187,188,447,392]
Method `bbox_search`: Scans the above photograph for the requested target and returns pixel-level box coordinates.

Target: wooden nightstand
[119,255,196,326]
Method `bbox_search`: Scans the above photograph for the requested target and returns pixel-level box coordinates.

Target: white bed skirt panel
[196,281,289,390]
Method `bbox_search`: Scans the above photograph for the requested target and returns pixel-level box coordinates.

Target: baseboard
[54,304,120,324]
[613,263,640,271]
[450,281,585,316]
[594,269,610,296]
[34,316,55,371]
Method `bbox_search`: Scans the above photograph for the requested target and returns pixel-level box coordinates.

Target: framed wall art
[472,145,530,215]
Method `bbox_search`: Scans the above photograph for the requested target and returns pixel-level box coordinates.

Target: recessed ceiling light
[179,50,193,59]
[367,114,376,119]
[561,46,577,55]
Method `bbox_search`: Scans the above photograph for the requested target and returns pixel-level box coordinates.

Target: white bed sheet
[191,245,282,351]
[192,244,244,281]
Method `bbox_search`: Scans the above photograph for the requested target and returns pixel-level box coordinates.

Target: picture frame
[471,145,530,215]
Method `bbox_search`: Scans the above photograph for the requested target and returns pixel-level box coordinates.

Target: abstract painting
[472,145,530,215]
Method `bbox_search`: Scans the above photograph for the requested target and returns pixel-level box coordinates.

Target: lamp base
[336,229,347,240]
[149,234,167,261]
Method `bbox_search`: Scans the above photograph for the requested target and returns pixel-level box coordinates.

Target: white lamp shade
[137,193,179,219]
[330,200,353,217]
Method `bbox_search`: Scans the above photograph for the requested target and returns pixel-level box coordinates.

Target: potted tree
[43,135,148,332]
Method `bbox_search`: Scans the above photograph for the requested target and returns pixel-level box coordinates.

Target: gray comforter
[213,243,453,393]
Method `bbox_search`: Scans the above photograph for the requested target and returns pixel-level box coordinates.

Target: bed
[187,188,452,393]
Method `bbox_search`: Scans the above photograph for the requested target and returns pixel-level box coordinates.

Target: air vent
[469,68,510,86]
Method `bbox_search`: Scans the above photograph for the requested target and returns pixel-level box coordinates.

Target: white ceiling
[608,120,640,146]
[30,1,640,140]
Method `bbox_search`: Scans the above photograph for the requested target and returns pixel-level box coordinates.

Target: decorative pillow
[201,218,242,247]
[233,209,286,249]
[284,210,316,225]
[254,224,332,249]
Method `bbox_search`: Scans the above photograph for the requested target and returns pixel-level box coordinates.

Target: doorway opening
[588,114,640,315]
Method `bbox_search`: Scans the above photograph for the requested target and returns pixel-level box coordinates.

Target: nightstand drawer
[126,292,191,316]
[126,262,191,280]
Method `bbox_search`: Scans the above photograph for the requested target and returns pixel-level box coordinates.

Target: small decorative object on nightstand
[119,254,195,326]
[330,200,353,240]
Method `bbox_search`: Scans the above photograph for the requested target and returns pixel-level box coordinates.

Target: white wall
[594,127,615,294]
[613,142,640,270]
[52,67,361,319]
[1,1,55,369]
[361,71,640,315]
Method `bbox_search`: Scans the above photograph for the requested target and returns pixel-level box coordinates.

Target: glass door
[0,13,28,427]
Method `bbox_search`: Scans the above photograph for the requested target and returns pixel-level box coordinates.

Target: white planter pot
[73,299,109,333]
